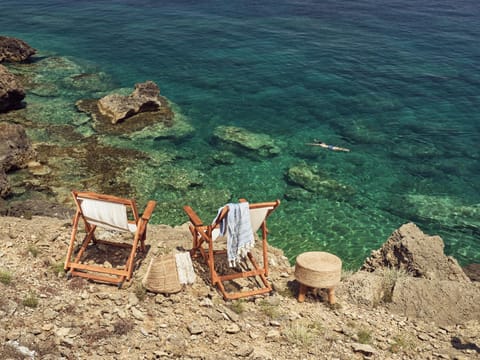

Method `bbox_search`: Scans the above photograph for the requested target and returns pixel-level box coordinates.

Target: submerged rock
[0,64,25,112]
[405,193,480,229]
[286,163,354,199]
[97,81,163,124]
[0,198,74,219]
[463,263,480,282]
[0,36,36,63]
[212,125,280,158]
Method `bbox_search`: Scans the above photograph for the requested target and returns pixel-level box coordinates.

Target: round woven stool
[294,251,342,304]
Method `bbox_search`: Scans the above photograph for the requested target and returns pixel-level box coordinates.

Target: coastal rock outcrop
[97,81,163,124]
[0,64,25,112]
[362,222,470,282]
[0,122,36,172]
[0,35,36,63]
[339,222,479,326]
[0,122,36,198]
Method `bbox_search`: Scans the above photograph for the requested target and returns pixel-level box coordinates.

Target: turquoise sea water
[1,0,479,268]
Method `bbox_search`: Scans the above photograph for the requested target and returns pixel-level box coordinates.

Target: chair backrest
[249,207,271,233]
[73,191,139,233]
[211,202,277,240]
[79,197,131,232]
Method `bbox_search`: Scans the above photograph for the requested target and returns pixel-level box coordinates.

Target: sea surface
[1,0,479,268]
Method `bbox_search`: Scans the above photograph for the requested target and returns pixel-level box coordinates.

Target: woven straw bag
[142,254,182,294]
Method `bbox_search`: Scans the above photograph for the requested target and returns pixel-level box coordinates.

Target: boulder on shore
[0,122,36,198]
[362,222,470,282]
[0,64,25,112]
[339,222,480,326]
[0,35,36,62]
[97,81,163,124]
[0,122,36,172]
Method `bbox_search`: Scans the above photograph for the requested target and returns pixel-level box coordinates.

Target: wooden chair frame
[64,190,156,287]
[183,199,280,300]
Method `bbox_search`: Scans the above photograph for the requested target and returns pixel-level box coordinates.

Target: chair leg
[298,283,308,303]
[64,212,81,270]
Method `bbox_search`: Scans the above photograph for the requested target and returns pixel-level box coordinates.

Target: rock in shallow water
[0,64,25,112]
[212,125,281,158]
[97,81,163,124]
[0,36,36,63]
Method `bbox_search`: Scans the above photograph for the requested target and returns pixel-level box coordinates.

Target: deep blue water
[1,0,479,268]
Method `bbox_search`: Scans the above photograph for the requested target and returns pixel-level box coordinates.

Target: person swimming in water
[306,139,350,152]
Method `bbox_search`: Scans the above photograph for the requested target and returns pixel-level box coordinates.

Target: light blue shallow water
[1,0,479,268]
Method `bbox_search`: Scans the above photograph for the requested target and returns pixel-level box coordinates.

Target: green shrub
[390,333,415,353]
[277,286,295,298]
[284,320,323,346]
[258,299,281,319]
[28,245,39,257]
[23,292,39,308]
[50,261,65,277]
[357,329,372,344]
[0,270,12,285]
[380,267,408,303]
[134,283,147,301]
[230,299,246,314]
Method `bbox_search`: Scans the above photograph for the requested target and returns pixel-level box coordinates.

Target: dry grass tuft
[0,269,12,285]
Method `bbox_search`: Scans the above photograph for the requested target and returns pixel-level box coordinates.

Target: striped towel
[217,202,254,267]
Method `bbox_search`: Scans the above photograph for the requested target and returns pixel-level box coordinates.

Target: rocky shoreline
[0,215,479,359]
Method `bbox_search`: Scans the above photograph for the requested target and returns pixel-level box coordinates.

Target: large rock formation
[362,222,470,282]
[0,36,36,63]
[97,81,163,124]
[339,223,480,326]
[0,64,25,112]
[0,122,36,198]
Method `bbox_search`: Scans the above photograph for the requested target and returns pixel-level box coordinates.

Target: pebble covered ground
[0,215,479,359]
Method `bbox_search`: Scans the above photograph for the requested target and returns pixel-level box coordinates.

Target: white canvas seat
[64,191,156,287]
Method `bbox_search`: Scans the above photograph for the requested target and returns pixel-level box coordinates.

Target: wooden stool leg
[327,287,336,304]
[298,283,307,303]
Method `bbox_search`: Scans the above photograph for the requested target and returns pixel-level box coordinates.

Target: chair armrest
[183,205,203,227]
[141,200,157,221]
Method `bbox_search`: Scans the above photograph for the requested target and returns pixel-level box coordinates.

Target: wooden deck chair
[64,190,156,287]
[183,199,280,300]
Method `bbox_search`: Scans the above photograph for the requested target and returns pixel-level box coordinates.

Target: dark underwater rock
[463,263,480,282]
[0,122,36,198]
[0,64,25,112]
[0,122,36,173]
[212,125,280,158]
[286,163,354,199]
